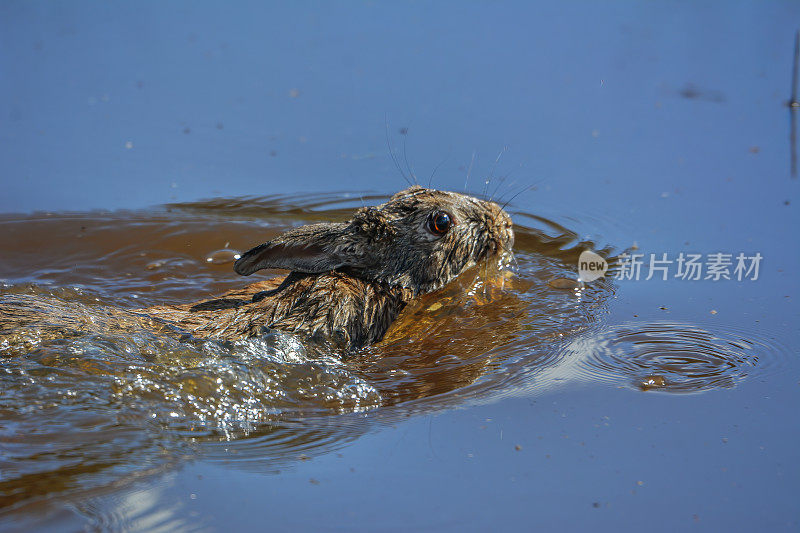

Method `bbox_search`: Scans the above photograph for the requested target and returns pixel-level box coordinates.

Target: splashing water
[0,193,787,510]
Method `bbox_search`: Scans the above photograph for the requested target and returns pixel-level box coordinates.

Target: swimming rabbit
[0,186,514,352]
[145,185,515,349]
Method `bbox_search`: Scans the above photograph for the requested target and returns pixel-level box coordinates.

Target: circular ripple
[2,195,792,509]
[562,321,789,393]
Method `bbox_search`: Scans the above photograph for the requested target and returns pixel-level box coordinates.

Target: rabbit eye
[427,211,453,236]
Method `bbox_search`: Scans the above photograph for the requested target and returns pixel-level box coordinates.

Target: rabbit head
[234,186,514,296]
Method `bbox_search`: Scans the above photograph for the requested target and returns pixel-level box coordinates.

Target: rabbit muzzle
[477,204,515,261]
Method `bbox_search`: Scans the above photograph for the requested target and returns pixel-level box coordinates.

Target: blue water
[2,1,799,531]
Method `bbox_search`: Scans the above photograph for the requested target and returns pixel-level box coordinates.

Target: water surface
[0,194,790,523]
[1,1,799,530]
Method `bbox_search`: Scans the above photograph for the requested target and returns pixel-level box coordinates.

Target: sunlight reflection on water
[0,193,789,514]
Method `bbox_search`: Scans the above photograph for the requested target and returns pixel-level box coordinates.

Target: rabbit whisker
[490,169,518,203]
[464,150,476,193]
[483,254,489,297]
[428,150,451,189]
[509,249,520,272]
[402,130,418,184]
[498,176,546,208]
[500,184,535,212]
[489,175,507,202]
[505,249,518,293]
[484,146,508,199]
[384,113,413,186]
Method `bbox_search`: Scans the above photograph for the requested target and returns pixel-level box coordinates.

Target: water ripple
[559,321,789,393]
[0,194,791,515]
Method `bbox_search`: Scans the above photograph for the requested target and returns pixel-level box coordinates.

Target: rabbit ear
[233,242,345,276]
[234,223,353,276]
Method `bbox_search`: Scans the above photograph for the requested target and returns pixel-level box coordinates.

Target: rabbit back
[146,273,411,349]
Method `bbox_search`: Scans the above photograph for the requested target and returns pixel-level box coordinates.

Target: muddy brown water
[0,194,786,513]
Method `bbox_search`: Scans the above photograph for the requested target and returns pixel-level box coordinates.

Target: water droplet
[205,249,241,265]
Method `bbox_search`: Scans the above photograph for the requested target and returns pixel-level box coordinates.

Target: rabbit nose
[496,213,513,236]
[504,226,515,249]
[496,228,513,251]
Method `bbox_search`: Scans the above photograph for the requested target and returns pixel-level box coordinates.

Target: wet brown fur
[1,186,514,352]
[145,272,412,349]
